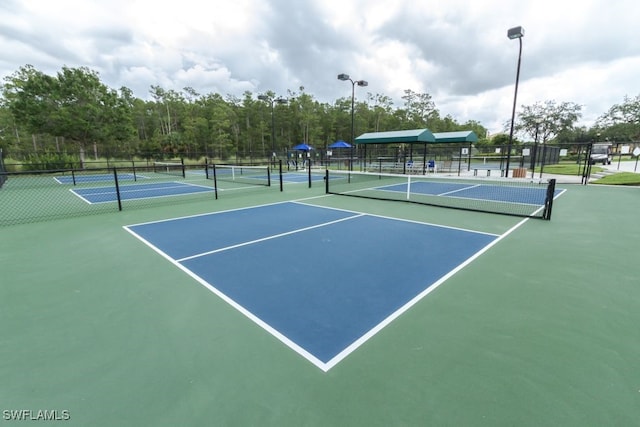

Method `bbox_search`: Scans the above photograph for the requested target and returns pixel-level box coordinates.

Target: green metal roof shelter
[355,129,436,144]
[354,129,477,144]
[433,131,478,143]
[353,129,478,174]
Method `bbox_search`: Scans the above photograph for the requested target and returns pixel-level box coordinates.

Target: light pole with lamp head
[258,94,287,162]
[505,26,524,177]
[338,73,368,171]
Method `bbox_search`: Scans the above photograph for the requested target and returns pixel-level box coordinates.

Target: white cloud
[1,0,639,133]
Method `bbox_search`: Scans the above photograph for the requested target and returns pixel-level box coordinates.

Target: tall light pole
[338,73,368,171]
[258,94,287,162]
[505,26,524,177]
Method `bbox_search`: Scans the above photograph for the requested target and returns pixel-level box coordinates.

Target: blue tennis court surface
[54,173,143,184]
[72,181,213,203]
[281,172,328,183]
[125,202,500,371]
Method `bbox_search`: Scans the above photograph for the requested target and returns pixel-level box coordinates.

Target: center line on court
[176,213,365,262]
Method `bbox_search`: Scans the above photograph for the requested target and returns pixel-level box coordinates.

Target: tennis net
[206,164,271,187]
[325,169,558,220]
[153,160,185,177]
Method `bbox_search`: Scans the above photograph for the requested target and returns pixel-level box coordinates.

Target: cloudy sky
[1,0,639,134]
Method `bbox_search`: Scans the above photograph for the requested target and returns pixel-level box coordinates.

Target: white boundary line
[69,181,214,204]
[68,188,94,204]
[124,200,294,227]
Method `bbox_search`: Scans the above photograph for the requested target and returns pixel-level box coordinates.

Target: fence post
[113,167,122,211]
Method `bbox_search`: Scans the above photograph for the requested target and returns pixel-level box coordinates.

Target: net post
[267,165,271,187]
[212,164,218,200]
[279,160,283,192]
[72,169,77,186]
[325,168,329,194]
[113,167,122,211]
[132,159,138,181]
[308,162,312,188]
[543,178,556,220]
[204,158,210,179]
[180,158,185,178]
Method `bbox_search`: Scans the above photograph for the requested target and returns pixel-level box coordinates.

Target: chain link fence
[0,162,273,226]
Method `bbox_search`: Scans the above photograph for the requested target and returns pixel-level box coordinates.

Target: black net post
[543,178,556,220]
[325,169,329,193]
[279,160,283,192]
[180,158,186,178]
[308,162,312,188]
[212,164,218,200]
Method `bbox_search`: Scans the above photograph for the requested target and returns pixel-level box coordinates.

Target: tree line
[1,64,639,163]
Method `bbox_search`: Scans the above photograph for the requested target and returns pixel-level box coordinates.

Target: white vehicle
[590,143,612,165]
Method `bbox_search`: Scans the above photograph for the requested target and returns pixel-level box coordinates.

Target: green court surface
[1,181,639,426]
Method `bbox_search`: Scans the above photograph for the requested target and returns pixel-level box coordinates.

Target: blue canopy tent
[290,143,314,169]
[329,140,352,148]
[327,140,352,169]
[293,143,313,151]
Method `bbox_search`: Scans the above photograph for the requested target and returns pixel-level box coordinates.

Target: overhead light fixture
[507,26,524,39]
[338,73,368,171]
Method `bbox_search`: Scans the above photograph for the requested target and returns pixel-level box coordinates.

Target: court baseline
[71,181,214,204]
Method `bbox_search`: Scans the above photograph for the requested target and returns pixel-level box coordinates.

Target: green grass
[591,172,640,185]
[539,163,602,175]
[536,162,640,185]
